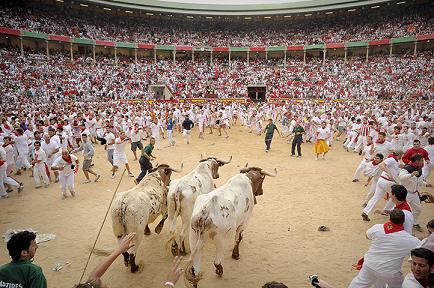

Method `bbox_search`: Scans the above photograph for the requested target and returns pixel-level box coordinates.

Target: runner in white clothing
[51,150,79,199]
[112,131,134,178]
[352,136,375,182]
[422,137,434,180]
[349,209,421,288]
[31,141,50,188]
[362,151,403,221]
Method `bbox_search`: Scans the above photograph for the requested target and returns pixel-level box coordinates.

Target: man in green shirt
[290,121,305,157]
[136,137,156,183]
[264,119,281,152]
[0,231,47,288]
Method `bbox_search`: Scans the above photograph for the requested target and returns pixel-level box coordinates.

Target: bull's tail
[111,198,128,240]
[166,187,182,253]
[183,231,204,288]
[183,196,217,287]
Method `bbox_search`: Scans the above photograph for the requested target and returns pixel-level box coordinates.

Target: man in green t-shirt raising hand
[264,119,281,152]
[0,231,47,288]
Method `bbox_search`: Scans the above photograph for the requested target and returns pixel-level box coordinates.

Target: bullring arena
[0,0,433,288]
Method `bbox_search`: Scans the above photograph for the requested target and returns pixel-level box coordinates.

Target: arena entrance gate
[247,85,266,102]
[149,85,173,100]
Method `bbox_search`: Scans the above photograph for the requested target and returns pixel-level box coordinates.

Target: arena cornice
[83,0,393,15]
[1,27,433,50]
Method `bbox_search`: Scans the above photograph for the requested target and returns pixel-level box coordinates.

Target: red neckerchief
[396,201,412,212]
[376,139,385,144]
[372,160,381,166]
[387,154,399,161]
[62,154,72,164]
[383,221,404,234]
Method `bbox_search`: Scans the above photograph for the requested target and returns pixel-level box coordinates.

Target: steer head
[199,155,232,179]
[240,166,277,204]
[149,163,183,186]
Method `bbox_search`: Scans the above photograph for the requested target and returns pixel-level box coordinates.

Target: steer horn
[169,163,183,173]
[261,168,277,177]
[217,155,232,165]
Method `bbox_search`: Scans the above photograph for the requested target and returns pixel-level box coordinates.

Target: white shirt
[424,144,434,161]
[402,273,424,288]
[380,157,400,180]
[52,154,78,176]
[364,224,420,274]
[114,138,127,154]
[130,129,143,143]
[104,132,115,150]
[14,135,29,153]
[41,141,59,159]
[33,148,47,164]
[316,127,329,140]
[374,141,393,158]
[363,144,374,160]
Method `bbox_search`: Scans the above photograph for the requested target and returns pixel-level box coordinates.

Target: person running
[182,115,194,144]
[112,131,134,178]
[315,121,330,160]
[136,137,156,184]
[72,134,100,184]
[290,120,305,157]
[129,123,144,161]
[51,149,79,200]
[166,113,175,146]
[31,141,49,189]
[264,118,281,152]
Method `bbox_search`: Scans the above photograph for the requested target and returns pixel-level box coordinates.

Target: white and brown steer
[184,166,277,287]
[111,163,182,273]
[167,156,232,256]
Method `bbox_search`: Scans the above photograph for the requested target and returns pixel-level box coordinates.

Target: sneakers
[18,183,24,193]
[128,173,134,177]
[35,185,42,189]
[95,175,101,182]
[352,179,359,183]
[361,212,370,222]
[0,194,9,199]
[83,179,92,184]
[111,173,115,179]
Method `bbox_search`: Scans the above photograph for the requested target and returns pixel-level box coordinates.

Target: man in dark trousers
[263,118,281,152]
[290,120,305,157]
[135,137,156,184]
[182,115,194,144]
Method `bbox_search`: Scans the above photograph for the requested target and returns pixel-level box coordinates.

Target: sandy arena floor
[1,123,433,288]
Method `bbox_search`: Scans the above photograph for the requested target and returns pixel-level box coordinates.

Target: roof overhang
[84,0,394,15]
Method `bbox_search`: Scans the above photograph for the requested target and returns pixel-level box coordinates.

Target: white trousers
[0,163,19,196]
[16,151,31,169]
[354,136,368,152]
[422,162,434,181]
[34,163,49,186]
[59,173,75,197]
[363,178,395,215]
[346,132,358,149]
[183,129,190,143]
[167,130,175,145]
[354,159,369,180]
[348,265,404,288]
[406,191,422,225]
[364,178,379,203]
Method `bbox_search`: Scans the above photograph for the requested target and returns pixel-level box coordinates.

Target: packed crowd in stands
[0,47,432,103]
[0,2,433,46]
